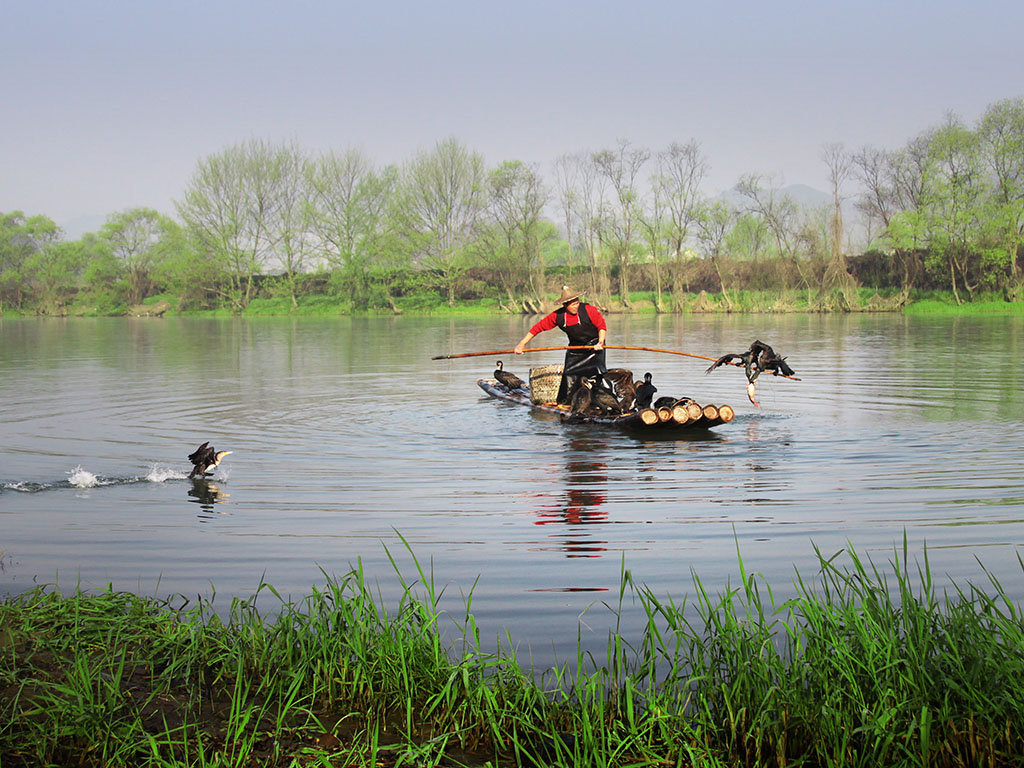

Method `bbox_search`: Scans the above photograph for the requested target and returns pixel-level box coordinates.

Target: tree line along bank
[2,97,1022,316]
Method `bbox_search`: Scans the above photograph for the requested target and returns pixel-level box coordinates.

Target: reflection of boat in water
[478,377,735,432]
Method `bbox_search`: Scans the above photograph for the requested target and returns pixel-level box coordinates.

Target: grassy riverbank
[3,543,1023,767]
[8,287,1024,318]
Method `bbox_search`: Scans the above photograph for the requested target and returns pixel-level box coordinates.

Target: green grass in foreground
[3,539,1024,767]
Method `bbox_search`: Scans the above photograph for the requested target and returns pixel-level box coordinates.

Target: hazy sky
[3,0,1022,232]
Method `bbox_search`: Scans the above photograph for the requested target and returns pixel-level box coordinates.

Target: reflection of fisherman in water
[534,437,608,558]
[187,478,229,517]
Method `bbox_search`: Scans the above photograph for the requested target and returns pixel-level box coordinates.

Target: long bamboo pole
[431,345,801,380]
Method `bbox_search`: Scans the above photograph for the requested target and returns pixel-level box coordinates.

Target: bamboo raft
[478,378,735,432]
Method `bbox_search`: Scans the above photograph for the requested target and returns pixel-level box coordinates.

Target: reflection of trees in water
[534,437,609,558]
[187,479,229,519]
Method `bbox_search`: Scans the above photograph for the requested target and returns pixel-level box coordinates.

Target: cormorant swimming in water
[634,372,657,409]
[188,442,232,479]
[493,360,525,391]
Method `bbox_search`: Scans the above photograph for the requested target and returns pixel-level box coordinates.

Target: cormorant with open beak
[188,442,232,479]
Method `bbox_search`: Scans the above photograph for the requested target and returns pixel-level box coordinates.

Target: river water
[2,314,1022,668]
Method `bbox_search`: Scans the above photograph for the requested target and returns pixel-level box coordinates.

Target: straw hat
[556,285,585,305]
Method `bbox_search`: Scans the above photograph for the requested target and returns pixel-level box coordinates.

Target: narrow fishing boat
[478,363,735,433]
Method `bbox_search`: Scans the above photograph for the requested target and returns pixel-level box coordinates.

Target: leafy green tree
[177,139,292,311]
[394,137,487,306]
[482,160,551,307]
[99,207,179,305]
[922,115,987,303]
[0,211,61,311]
[79,233,125,312]
[978,98,1024,286]
[268,144,312,308]
[307,150,398,309]
[23,239,89,313]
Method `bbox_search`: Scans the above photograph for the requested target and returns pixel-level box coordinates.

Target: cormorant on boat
[570,377,593,415]
[604,368,637,411]
[634,372,657,409]
[590,382,623,414]
[188,442,232,479]
[493,360,525,392]
[653,396,677,409]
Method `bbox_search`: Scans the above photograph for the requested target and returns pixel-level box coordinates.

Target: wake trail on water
[1,464,194,494]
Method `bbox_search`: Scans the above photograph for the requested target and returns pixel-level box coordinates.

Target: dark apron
[555,304,607,404]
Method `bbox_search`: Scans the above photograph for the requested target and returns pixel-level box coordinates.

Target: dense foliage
[2,99,1022,316]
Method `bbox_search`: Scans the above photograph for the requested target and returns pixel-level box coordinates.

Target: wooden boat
[478,378,735,432]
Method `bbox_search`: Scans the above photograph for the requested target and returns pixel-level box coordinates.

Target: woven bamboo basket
[529,364,563,404]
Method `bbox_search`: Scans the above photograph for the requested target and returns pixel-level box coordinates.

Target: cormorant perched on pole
[705,340,795,406]
[493,360,525,392]
[188,442,232,479]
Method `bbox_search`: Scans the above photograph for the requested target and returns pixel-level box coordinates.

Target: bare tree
[820,142,856,295]
[694,201,736,309]
[592,140,650,306]
[652,140,707,308]
[735,173,806,289]
[554,152,606,295]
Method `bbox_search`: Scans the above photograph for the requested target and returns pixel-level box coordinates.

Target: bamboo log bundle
[639,408,660,426]
[671,403,691,424]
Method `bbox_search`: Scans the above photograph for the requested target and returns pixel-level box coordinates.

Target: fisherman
[513,285,609,405]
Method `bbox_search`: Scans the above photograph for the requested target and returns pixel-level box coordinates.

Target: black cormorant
[188,442,232,479]
[590,383,623,414]
[705,340,795,406]
[634,372,657,409]
[494,360,525,391]
[570,377,593,415]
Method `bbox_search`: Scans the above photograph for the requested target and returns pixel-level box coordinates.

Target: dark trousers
[557,349,608,404]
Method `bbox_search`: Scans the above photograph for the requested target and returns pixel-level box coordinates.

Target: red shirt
[529,304,606,336]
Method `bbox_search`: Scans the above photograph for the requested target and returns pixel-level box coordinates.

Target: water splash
[2,480,51,493]
[67,466,101,488]
[145,465,189,483]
